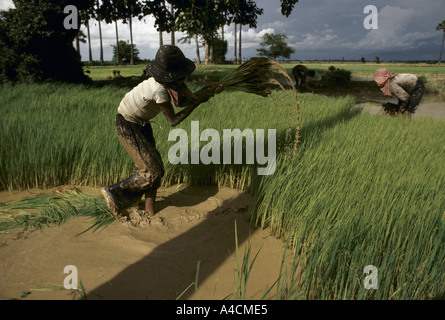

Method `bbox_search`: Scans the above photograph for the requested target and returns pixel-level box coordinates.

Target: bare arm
[159,82,222,127]
[389,81,410,102]
[158,101,198,127]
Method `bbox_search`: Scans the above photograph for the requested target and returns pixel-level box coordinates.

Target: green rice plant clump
[249,106,445,299]
[1,81,444,300]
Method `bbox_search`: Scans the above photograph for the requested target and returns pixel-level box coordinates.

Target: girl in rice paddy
[101,45,221,217]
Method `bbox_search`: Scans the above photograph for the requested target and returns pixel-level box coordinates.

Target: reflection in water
[386,94,445,119]
[363,93,445,119]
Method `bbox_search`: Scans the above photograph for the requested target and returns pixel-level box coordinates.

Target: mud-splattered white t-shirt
[389,73,419,102]
[118,77,170,125]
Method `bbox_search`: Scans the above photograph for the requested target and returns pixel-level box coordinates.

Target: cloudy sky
[1,0,444,62]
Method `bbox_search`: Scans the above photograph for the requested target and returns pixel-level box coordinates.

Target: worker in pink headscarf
[374,68,425,118]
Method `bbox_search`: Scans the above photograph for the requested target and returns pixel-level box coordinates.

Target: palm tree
[78,5,93,62]
[125,0,144,65]
[114,20,120,64]
[233,20,237,64]
[129,16,134,64]
[233,1,263,65]
[97,0,121,64]
[195,35,201,64]
[170,3,175,45]
[97,19,104,65]
[93,0,104,65]
[436,20,445,64]
[159,29,163,46]
[86,19,93,63]
[238,23,242,64]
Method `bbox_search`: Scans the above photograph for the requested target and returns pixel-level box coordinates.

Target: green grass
[0,82,300,191]
[0,189,115,233]
[0,81,444,299]
[83,62,445,97]
[281,61,445,80]
[0,83,131,190]
[249,101,445,299]
[83,64,147,80]
[84,62,445,82]
[83,62,445,96]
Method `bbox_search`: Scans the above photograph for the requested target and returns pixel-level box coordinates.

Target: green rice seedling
[0,189,115,234]
[25,279,87,300]
[175,261,201,300]
[232,221,261,300]
[0,82,299,191]
[2,80,444,299]
[249,108,445,299]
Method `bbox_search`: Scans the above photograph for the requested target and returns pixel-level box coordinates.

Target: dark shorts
[406,78,425,113]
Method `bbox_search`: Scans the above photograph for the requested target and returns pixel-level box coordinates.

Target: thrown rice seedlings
[216,57,301,159]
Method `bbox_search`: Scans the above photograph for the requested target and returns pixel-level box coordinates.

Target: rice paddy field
[86,62,445,98]
[85,61,445,91]
[1,63,445,299]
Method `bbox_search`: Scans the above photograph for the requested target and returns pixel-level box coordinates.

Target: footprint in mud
[180,209,204,223]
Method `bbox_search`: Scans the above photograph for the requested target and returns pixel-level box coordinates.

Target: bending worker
[374,68,425,117]
[292,64,316,90]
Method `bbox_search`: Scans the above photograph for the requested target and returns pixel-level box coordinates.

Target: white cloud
[262,20,285,30]
[234,27,275,48]
[291,28,339,50]
[3,0,443,61]
[279,4,439,59]
[344,6,438,51]
[0,0,14,10]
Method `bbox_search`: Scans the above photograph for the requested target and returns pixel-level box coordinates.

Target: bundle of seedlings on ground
[0,187,115,234]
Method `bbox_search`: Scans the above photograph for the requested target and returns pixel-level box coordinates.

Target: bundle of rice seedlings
[0,188,115,234]
[216,57,294,96]
[215,57,301,158]
[381,102,400,115]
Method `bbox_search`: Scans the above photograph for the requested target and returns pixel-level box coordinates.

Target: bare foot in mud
[101,187,120,217]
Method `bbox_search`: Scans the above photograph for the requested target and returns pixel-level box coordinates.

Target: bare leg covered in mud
[102,114,165,219]
[145,189,157,216]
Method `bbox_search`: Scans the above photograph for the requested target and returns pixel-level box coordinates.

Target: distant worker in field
[292,64,316,90]
[374,68,425,118]
[101,45,221,217]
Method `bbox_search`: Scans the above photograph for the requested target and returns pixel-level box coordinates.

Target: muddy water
[359,93,445,119]
[0,186,294,300]
[412,94,445,119]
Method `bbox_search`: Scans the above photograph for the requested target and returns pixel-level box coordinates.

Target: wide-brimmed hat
[146,45,196,83]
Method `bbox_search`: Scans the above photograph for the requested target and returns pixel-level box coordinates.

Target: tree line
[0,0,300,83]
[81,0,263,66]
